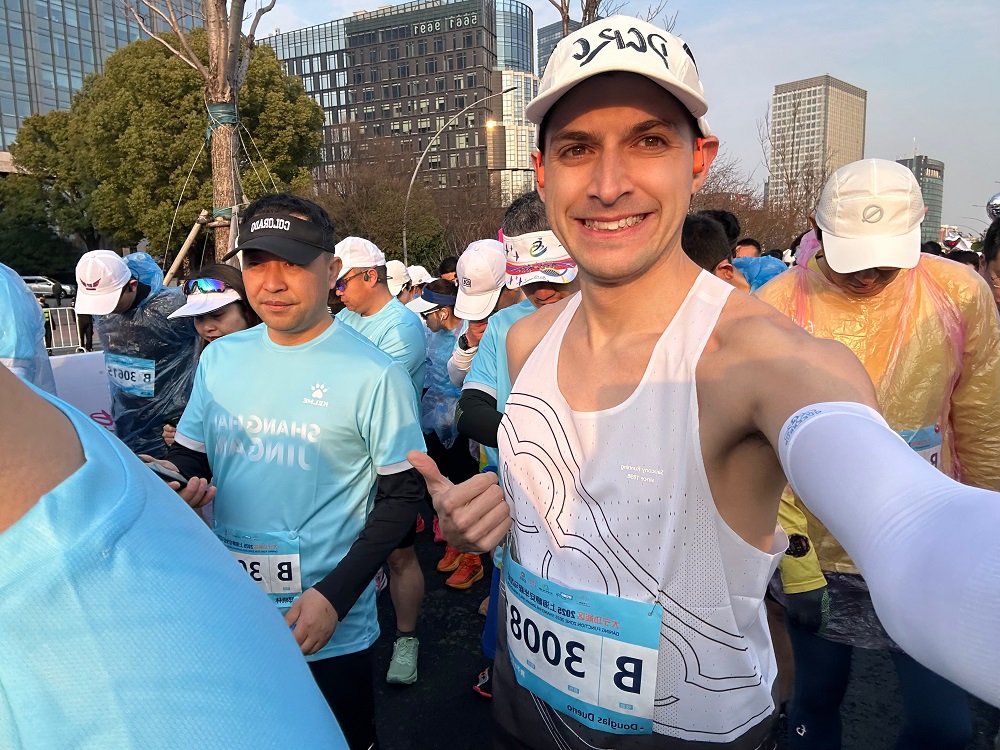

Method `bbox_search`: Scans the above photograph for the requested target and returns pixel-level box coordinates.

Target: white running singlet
[495,271,786,748]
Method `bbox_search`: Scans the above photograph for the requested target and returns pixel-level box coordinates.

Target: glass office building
[269,0,522,195]
[494,0,531,73]
[0,0,201,152]
[537,18,579,77]
[898,155,945,244]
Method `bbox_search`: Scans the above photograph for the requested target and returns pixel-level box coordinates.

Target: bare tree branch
[124,3,205,74]
[237,0,276,88]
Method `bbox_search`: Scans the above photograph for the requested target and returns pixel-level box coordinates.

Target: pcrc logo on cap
[461,277,472,288]
[571,24,698,73]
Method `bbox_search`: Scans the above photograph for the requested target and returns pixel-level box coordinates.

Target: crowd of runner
[2,15,1000,750]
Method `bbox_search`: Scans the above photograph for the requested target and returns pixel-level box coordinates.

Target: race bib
[899,424,942,469]
[216,526,303,607]
[503,553,661,735]
[105,353,155,397]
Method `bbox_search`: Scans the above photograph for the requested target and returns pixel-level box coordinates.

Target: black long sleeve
[165,442,213,483]
[456,387,502,447]
[313,467,425,618]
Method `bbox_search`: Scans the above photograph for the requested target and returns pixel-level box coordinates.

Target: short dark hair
[503,190,550,235]
[699,210,741,247]
[921,241,943,256]
[736,237,763,254]
[241,193,337,251]
[437,256,458,276]
[983,218,1000,265]
[682,213,733,272]
[946,250,980,269]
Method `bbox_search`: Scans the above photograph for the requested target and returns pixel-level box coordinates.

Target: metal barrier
[45,307,89,354]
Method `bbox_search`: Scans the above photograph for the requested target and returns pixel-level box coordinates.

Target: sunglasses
[419,307,441,320]
[184,278,230,295]
[335,270,369,293]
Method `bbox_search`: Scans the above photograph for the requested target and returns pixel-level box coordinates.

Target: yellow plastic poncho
[756,253,1000,584]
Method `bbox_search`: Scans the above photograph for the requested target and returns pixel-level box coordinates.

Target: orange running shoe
[437,545,463,573]
[446,554,484,590]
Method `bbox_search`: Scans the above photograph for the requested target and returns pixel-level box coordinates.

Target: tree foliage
[11,28,322,259]
[0,174,78,276]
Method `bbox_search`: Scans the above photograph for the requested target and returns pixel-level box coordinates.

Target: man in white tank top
[410,15,1000,749]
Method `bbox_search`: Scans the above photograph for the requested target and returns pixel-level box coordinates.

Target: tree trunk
[208,115,241,260]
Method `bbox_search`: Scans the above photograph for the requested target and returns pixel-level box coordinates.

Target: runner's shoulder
[715,291,865,384]
[506,294,573,383]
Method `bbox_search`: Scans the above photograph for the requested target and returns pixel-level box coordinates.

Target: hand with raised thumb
[408,450,511,553]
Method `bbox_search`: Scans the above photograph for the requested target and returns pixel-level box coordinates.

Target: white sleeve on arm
[448,346,477,387]
[779,401,1000,707]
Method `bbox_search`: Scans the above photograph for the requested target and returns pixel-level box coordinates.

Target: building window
[388,44,399,60]
[455,95,466,109]
[425,58,437,74]
[364,106,376,121]
[465,112,476,127]
[438,174,448,188]
[369,49,380,64]
[436,96,446,111]
[464,32,473,48]
[454,75,464,90]
[397,63,410,77]
[418,117,431,132]
[391,84,401,98]
[363,87,374,101]
[467,73,476,87]
[419,98,430,114]
[436,77,446,92]
[434,36,444,53]
[429,154,441,169]
[456,52,466,69]
[418,40,427,55]
[449,153,459,169]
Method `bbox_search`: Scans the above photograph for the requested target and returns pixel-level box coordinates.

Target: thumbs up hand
[408,450,511,553]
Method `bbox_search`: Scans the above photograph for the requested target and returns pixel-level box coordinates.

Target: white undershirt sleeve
[778,401,1000,707]
[447,346,477,388]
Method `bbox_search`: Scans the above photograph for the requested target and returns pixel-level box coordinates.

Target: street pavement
[374,514,999,749]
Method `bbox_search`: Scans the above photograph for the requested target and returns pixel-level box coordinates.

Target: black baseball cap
[223,213,331,263]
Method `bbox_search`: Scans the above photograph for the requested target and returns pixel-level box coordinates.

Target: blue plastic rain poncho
[94,253,198,457]
[732,255,787,293]
[0,263,56,394]
[421,326,463,448]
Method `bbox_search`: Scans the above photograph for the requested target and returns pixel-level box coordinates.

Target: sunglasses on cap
[183,278,231,295]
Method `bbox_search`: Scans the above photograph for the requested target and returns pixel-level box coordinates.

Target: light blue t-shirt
[176,320,425,660]
[0,386,347,748]
[464,298,536,467]
[337,297,427,395]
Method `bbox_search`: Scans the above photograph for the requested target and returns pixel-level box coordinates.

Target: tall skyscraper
[897,155,944,244]
[766,74,867,210]
[0,0,201,157]
[268,0,537,199]
[537,18,580,77]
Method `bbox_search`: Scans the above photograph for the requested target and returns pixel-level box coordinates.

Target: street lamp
[402,85,516,265]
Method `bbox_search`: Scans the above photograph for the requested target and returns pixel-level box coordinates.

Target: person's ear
[691,136,719,194]
[714,259,736,282]
[532,150,545,192]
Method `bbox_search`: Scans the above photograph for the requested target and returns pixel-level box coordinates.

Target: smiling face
[241,249,340,345]
[534,73,718,286]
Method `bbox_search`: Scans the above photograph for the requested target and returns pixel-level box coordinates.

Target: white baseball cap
[75,250,132,315]
[334,236,386,280]
[454,239,507,320]
[526,16,711,137]
[504,230,578,288]
[407,265,437,286]
[815,159,924,274]
[386,260,411,296]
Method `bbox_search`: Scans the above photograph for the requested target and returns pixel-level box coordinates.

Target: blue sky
[254,0,999,234]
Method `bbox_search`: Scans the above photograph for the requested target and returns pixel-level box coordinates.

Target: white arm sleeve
[779,402,1000,707]
[447,346,477,388]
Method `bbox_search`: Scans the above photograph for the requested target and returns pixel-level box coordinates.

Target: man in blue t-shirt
[160,195,427,750]
[0,366,348,749]
[333,235,429,687]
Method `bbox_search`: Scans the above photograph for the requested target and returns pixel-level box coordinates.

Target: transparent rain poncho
[420,326,463,448]
[0,262,56,394]
[757,253,1000,647]
[94,253,198,458]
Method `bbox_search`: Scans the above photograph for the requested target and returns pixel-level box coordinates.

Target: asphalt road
[374,516,999,749]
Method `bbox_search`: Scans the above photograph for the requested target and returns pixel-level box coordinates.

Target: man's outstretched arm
[754,323,1000,707]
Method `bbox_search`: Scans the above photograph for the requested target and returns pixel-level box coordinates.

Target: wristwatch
[458,334,472,351]
[786,534,811,558]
